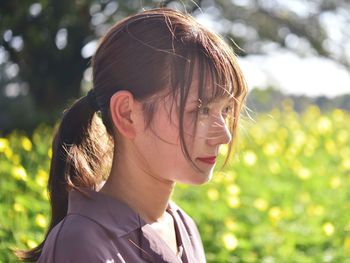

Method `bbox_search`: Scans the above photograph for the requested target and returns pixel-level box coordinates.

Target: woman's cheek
[183,112,198,136]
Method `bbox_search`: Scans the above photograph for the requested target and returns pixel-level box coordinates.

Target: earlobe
[109,90,138,139]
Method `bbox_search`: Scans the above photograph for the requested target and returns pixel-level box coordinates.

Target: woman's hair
[16,8,247,261]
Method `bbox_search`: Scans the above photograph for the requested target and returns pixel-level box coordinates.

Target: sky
[238,51,350,98]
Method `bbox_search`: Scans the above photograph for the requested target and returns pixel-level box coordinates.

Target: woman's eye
[222,106,232,116]
[199,106,210,115]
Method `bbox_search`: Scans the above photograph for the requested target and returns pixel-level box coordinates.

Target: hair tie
[86,89,100,112]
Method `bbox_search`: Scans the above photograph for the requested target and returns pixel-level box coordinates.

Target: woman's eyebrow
[213,96,234,105]
[187,95,234,105]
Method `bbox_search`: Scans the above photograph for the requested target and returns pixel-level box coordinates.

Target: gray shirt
[38,188,206,263]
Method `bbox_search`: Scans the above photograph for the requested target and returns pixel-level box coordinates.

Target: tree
[1,0,92,112]
[198,0,350,70]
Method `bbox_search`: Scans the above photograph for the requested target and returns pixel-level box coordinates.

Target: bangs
[170,42,245,110]
[194,54,235,105]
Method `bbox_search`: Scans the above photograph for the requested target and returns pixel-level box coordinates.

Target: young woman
[17,8,247,263]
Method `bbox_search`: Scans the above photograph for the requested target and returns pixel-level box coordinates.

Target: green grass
[1,104,350,262]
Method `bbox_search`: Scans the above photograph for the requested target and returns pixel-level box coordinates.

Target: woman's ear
[109,90,141,139]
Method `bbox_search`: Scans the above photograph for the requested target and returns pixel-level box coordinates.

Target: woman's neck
[99,153,176,223]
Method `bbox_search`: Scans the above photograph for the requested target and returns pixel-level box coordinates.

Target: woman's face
[133,78,233,185]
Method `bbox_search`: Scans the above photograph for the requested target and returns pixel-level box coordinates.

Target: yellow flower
[4,147,13,159]
[285,148,298,160]
[219,145,228,156]
[341,159,350,171]
[227,184,240,196]
[36,169,48,187]
[325,140,336,155]
[269,206,283,222]
[21,137,32,151]
[224,218,238,231]
[26,239,38,249]
[296,167,311,180]
[207,188,219,201]
[332,109,345,122]
[263,142,280,156]
[323,222,335,236]
[307,205,325,216]
[337,130,348,145]
[345,223,350,232]
[12,166,28,181]
[304,105,321,120]
[330,177,341,189]
[317,117,332,135]
[293,131,306,147]
[344,236,350,249]
[13,203,25,213]
[48,148,52,158]
[212,172,224,184]
[35,214,48,228]
[42,188,49,200]
[303,136,318,156]
[242,151,257,166]
[254,198,269,211]
[222,233,238,251]
[227,196,240,208]
[0,138,9,152]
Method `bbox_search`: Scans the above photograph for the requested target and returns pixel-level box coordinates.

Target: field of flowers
[1,103,349,262]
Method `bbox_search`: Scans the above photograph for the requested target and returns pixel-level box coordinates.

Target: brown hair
[16,8,247,261]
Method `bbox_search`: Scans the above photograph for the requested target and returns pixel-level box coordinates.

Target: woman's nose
[206,115,232,147]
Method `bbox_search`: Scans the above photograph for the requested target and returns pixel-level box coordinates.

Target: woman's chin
[180,172,213,186]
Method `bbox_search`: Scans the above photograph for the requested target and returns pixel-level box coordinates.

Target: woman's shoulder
[38,214,117,262]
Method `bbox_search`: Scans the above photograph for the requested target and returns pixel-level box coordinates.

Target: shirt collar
[67,188,182,237]
[67,188,145,237]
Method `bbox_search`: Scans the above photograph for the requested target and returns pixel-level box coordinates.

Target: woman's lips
[197,156,216,164]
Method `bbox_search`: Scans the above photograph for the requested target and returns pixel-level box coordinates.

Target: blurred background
[0,0,349,262]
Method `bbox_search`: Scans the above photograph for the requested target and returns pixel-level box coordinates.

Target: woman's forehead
[187,74,233,104]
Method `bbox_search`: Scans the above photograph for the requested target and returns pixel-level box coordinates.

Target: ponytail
[15,94,113,261]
